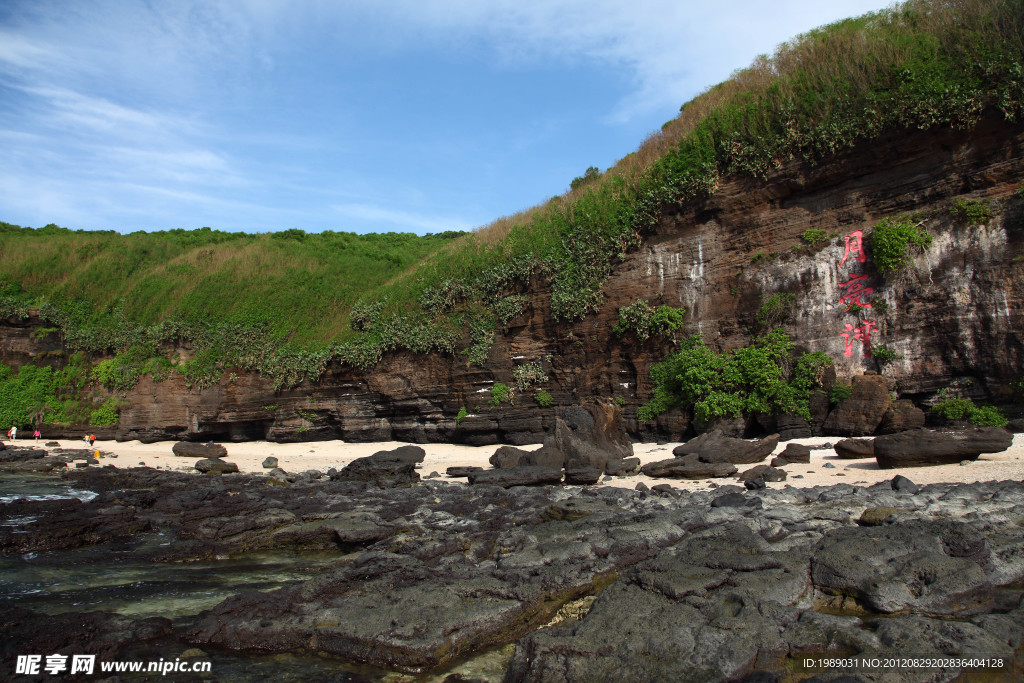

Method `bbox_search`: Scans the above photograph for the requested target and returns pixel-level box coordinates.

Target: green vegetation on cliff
[637,330,833,423]
[2,0,1023,397]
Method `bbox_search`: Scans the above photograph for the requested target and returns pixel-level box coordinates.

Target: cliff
[5,113,1021,443]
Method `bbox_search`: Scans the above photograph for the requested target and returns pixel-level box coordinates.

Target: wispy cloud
[331,202,474,233]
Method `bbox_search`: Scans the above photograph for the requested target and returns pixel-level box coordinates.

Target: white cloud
[331,202,473,233]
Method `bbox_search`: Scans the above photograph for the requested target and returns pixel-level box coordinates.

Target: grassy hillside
[2,0,1023,406]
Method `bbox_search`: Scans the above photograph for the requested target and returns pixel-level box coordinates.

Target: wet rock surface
[2,451,1024,680]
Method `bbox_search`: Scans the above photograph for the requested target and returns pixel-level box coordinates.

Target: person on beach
[33,429,40,441]
[89,433,96,447]
[9,426,16,440]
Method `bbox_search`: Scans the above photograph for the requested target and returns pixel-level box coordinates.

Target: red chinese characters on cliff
[839,229,866,268]
[838,273,874,308]
[839,320,877,357]
[834,228,875,357]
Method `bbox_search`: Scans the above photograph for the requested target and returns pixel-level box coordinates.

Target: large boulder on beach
[173,442,227,459]
[834,438,874,459]
[195,458,238,474]
[489,445,564,470]
[672,431,779,465]
[879,399,926,434]
[822,374,891,436]
[491,401,632,472]
[873,427,1013,468]
[771,443,810,466]
[641,454,737,479]
[467,466,563,488]
[542,402,633,471]
[331,445,424,487]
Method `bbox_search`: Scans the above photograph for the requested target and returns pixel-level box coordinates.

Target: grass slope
[2,0,1022,413]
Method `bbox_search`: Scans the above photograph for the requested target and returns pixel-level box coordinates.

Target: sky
[0,1,895,235]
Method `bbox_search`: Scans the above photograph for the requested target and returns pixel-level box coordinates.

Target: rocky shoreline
[2,437,1024,681]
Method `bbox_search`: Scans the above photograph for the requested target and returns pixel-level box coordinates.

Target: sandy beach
[28,433,1024,491]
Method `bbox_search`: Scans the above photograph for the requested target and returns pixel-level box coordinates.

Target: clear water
[0,473,511,681]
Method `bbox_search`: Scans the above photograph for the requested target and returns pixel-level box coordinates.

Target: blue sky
[0,1,894,235]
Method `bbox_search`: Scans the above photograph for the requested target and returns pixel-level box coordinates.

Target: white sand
[29,433,1024,491]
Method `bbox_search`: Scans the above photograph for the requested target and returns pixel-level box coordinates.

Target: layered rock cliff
[3,113,1023,443]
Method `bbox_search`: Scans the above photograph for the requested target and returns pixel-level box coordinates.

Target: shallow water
[0,471,98,503]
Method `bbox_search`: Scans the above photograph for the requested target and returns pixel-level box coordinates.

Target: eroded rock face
[823,375,892,437]
[5,119,1022,444]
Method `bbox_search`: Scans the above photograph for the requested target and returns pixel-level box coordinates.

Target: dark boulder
[738,465,787,482]
[874,427,1013,468]
[641,454,737,479]
[822,374,892,436]
[605,457,641,475]
[673,431,779,465]
[446,466,483,477]
[880,399,926,434]
[891,475,919,493]
[467,466,563,488]
[834,438,874,459]
[775,413,812,441]
[809,390,831,436]
[262,456,278,469]
[564,467,602,485]
[537,401,633,472]
[331,445,425,487]
[195,458,238,474]
[489,445,564,470]
[771,443,810,466]
[173,442,228,459]
[744,477,767,490]
[488,445,533,468]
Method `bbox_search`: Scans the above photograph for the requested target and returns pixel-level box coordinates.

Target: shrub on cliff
[613,301,686,341]
[869,217,932,273]
[931,394,1008,427]
[637,329,833,423]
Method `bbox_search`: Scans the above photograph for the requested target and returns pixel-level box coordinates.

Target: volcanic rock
[262,456,278,469]
[446,466,483,477]
[173,442,228,459]
[811,520,993,614]
[771,443,810,466]
[564,467,602,485]
[534,401,634,472]
[641,454,737,479]
[738,465,787,482]
[822,374,892,436]
[195,458,238,474]
[466,466,563,487]
[672,431,779,465]
[604,457,640,475]
[873,427,1013,468]
[879,399,926,434]
[833,438,874,459]
[331,445,425,487]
